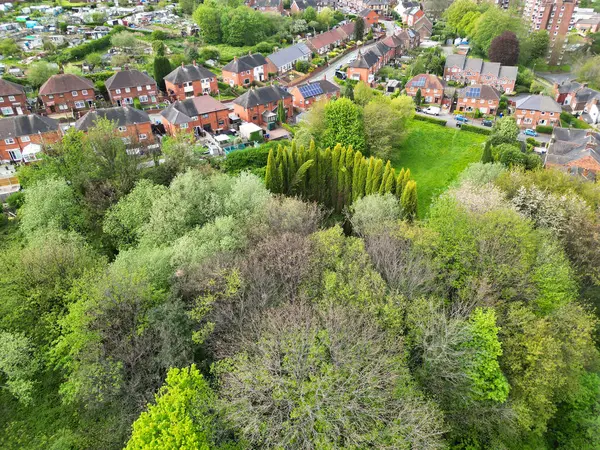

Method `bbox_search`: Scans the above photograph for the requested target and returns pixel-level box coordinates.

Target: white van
[423,106,440,116]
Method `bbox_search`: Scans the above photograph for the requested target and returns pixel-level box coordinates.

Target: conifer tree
[385,167,395,194]
[481,140,493,163]
[371,159,383,194]
[365,157,375,195]
[308,141,318,199]
[265,148,277,193]
[395,168,405,198]
[402,168,411,193]
[358,158,368,199]
[401,180,418,221]
[379,161,391,195]
[331,144,342,207]
[277,162,285,195]
[352,151,363,201]
[322,147,332,206]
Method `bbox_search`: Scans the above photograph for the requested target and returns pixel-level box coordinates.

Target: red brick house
[546,128,600,180]
[233,85,293,127]
[382,32,407,59]
[164,62,218,100]
[105,70,158,107]
[514,94,562,128]
[358,9,380,27]
[0,114,60,163]
[413,14,433,40]
[405,74,446,105]
[456,85,501,114]
[0,79,28,117]
[290,79,340,109]
[348,50,381,85]
[443,55,517,94]
[249,0,284,13]
[160,95,230,137]
[222,53,270,88]
[405,7,424,26]
[39,74,96,116]
[75,106,156,149]
[306,23,356,55]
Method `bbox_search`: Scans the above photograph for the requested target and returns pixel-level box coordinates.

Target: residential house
[39,74,96,115]
[514,94,562,128]
[456,85,501,114]
[75,106,155,148]
[105,69,158,107]
[233,85,293,127]
[347,50,382,84]
[557,82,600,125]
[382,32,407,59]
[290,78,340,109]
[364,0,390,16]
[290,0,316,13]
[0,114,60,163]
[222,53,270,87]
[443,55,517,94]
[358,8,380,27]
[0,79,28,117]
[266,43,312,75]
[306,23,355,55]
[396,28,420,50]
[404,6,424,26]
[164,62,219,100]
[575,15,600,33]
[249,0,283,13]
[413,13,432,39]
[394,0,420,18]
[160,95,230,136]
[546,128,600,180]
[405,73,446,105]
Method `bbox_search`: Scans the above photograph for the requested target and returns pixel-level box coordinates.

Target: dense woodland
[0,116,599,449]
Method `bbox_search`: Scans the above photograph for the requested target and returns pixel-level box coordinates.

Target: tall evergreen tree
[321,147,332,206]
[481,140,493,163]
[365,157,375,195]
[352,151,363,201]
[358,158,368,199]
[379,161,392,195]
[277,100,287,124]
[153,55,172,91]
[308,141,319,199]
[395,168,405,198]
[385,167,395,194]
[265,149,277,193]
[401,180,418,221]
[344,82,354,100]
[331,144,342,207]
[371,159,383,194]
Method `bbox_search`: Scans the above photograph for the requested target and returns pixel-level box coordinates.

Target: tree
[317,7,334,28]
[154,55,172,91]
[354,16,365,41]
[481,140,493,163]
[126,365,235,449]
[576,55,600,89]
[322,97,366,153]
[344,81,354,100]
[489,31,520,66]
[277,100,286,123]
[364,95,414,159]
[290,19,308,34]
[521,30,549,65]
[303,6,317,22]
[401,180,418,220]
[111,31,140,53]
[64,63,82,76]
[414,88,422,106]
[193,3,223,44]
[353,81,373,106]
[489,116,519,146]
[27,61,58,88]
[179,0,197,15]
[444,0,479,33]
[84,53,103,68]
[350,193,401,235]
[0,331,39,405]
[0,38,20,57]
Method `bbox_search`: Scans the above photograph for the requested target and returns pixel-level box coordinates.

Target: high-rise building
[523,0,576,64]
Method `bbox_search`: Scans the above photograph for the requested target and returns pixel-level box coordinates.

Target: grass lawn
[391,120,487,217]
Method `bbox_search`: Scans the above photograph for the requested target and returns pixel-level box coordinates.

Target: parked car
[335,70,347,80]
[423,106,440,116]
[524,128,538,137]
[482,119,493,127]
[455,115,469,123]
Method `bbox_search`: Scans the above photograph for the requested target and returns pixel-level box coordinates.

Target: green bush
[218,144,274,173]
[6,191,24,210]
[460,124,492,135]
[535,125,553,134]
[254,41,275,54]
[414,115,447,126]
[526,137,541,147]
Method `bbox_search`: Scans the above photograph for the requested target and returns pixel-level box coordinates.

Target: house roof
[370,41,390,58]
[349,50,380,69]
[294,79,340,99]
[481,61,501,77]
[164,63,216,84]
[307,23,353,50]
[267,43,312,69]
[359,8,376,17]
[465,57,483,72]
[547,128,600,169]
[254,0,281,7]
[161,95,229,125]
[516,94,562,113]
[336,22,355,39]
[0,78,25,96]
[233,85,292,109]
[445,54,466,68]
[292,0,317,9]
[222,53,268,74]
[105,69,156,91]
[39,74,94,95]
[574,87,600,104]
[413,14,432,33]
[366,0,389,4]
[457,84,501,101]
[556,80,582,94]
[498,65,517,81]
[406,73,446,90]
[75,106,151,131]
[382,33,405,48]
[0,114,58,139]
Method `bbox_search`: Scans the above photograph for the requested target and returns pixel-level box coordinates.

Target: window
[116,89,122,94]
[125,88,131,93]
[82,90,88,95]
[118,126,127,132]
[21,136,30,143]
[146,85,151,90]
[71,91,78,97]
[59,104,69,110]
[191,116,198,121]
[201,113,209,119]
[139,134,147,140]
[139,95,148,102]
[8,96,15,101]
[74,101,85,109]
[0,97,3,102]
[244,78,250,85]
[1,107,13,115]
[541,111,546,115]
[550,112,554,116]
[137,86,142,92]
[524,118,532,124]
[218,120,224,126]
[4,138,15,144]
[8,150,21,161]
[180,123,188,129]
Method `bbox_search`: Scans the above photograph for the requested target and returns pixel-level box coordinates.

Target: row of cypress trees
[265,141,417,217]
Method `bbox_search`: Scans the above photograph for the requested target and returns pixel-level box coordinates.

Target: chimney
[553,82,558,91]
[181,61,184,68]
[248,50,252,55]
[234,56,238,61]
[193,60,197,66]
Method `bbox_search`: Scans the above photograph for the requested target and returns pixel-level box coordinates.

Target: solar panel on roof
[466,87,481,98]
[412,78,426,87]
[299,83,323,98]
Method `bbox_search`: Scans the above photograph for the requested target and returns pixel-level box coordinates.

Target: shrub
[526,137,541,147]
[460,124,492,135]
[218,144,274,174]
[414,115,447,126]
[254,41,274,54]
[535,125,553,134]
[6,191,25,209]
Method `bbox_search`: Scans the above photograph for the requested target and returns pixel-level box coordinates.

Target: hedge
[218,144,275,173]
[460,124,492,135]
[535,125,553,134]
[414,115,447,126]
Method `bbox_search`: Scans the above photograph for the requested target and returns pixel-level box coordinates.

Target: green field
[392,120,487,217]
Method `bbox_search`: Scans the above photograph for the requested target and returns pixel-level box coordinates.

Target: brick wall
[0,93,28,116]
[108,83,158,106]
[40,88,96,115]
[161,109,230,136]
[165,78,219,101]
[233,97,293,126]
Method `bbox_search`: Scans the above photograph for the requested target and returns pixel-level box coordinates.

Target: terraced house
[456,85,501,114]
[290,79,340,109]
[515,94,562,128]
[546,128,600,180]
[444,55,517,94]
[160,95,230,137]
[0,114,60,163]
[105,70,158,107]
[0,79,28,117]
[164,62,219,100]
[233,85,293,128]
[39,74,96,115]
[222,53,270,87]
[266,43,312,75]
[347,42,392,85]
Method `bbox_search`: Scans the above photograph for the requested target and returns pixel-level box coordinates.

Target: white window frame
[180,123,188,129]
[21,136,30,143]
[146,85,151,90]
[4,138,15,144]
[116,89,122,94]
[74,101,85,109]
[71,91,78,97]
[1,107,13,115]
[125,88,131,93]
[0,97,4,102]
[8,96,15,101]
[82,90,88,95]
[59,104,69,111]
[138,133,147,140]
[118,126,127,132]
[137,86,142,92]
[139,95,148,103]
